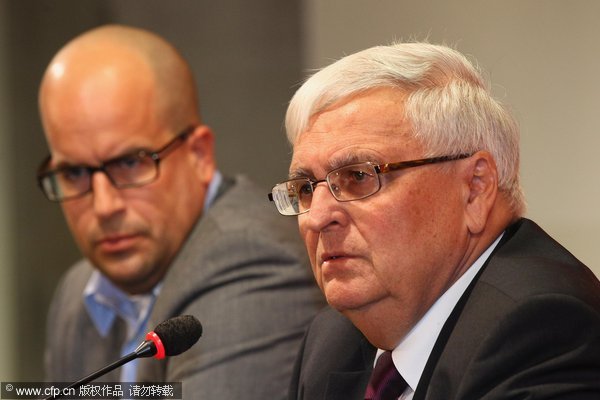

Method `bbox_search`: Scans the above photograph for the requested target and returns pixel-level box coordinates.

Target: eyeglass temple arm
[376,154,472,174]
[153,125,197,160]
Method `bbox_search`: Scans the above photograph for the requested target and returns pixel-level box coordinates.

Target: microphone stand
[44,341,156,399]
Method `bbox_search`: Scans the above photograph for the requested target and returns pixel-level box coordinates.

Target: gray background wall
[0,0,598,381]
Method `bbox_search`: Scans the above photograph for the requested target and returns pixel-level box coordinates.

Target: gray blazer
[45,175,324,399]
[289,219,600,399]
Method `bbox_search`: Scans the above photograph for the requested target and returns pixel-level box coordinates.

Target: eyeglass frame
[36,125,197,202]
[268,153,473,216]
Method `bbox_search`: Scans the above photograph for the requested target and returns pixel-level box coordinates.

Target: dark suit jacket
[289,219,600,399]
[45,175,324,399]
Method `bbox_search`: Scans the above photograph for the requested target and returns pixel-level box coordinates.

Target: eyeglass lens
[42,152,158,201]
[273,163,380,215]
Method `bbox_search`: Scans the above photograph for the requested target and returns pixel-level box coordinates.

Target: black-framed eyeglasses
[268,154,472,216]
[37,125,197,202]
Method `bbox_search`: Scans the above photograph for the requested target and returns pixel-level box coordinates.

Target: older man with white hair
[269,42,600,399]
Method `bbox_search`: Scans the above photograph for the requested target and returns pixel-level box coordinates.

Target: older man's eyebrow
[328,152,383,172]
[289,152,381,180]
[288,166,313,180]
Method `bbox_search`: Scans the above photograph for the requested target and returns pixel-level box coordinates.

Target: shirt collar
[83,271,161,340]
[385,233,504,392]
[204,170,222,210]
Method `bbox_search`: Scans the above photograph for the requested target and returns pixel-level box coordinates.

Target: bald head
[39,24,199,144]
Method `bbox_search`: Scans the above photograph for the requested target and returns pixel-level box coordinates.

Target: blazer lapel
[325,371,372,400]
[413,220,522,400]
[325,336,375,400]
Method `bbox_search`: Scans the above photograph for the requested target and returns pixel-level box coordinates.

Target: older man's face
[290,88,472,335]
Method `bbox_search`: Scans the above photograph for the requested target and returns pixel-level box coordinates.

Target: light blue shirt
[83,171,223,382]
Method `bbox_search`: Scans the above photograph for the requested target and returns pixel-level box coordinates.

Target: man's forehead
[289,133,419,179]
[289,88,414,176]
[47,126,168,168]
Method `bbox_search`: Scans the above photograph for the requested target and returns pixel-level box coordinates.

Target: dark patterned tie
[364,351,408,400]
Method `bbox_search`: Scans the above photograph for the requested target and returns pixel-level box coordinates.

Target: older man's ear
[463,151,499,235]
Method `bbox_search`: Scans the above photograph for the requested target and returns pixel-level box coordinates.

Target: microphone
[135,314,203,359]
[45,315,202,399]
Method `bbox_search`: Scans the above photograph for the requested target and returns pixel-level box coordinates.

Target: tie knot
[364,351,407,400]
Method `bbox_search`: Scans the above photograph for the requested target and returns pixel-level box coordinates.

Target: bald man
[37,25,322,398]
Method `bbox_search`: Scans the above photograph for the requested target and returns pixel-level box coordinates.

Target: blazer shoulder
[205,175,300,241]
[420,219,600,399]
[149,174,318,322]
[48,259,94,319]
[481,218,600,304]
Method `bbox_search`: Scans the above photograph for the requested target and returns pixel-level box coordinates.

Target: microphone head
[153,315,203,357]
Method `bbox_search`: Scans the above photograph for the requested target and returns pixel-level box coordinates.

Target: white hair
[286,42,525,216]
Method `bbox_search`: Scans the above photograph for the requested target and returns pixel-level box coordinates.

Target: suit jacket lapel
[325,336,375,400]
[414,220,522,400]
[325,371,372,400]
[138,177,235,382]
